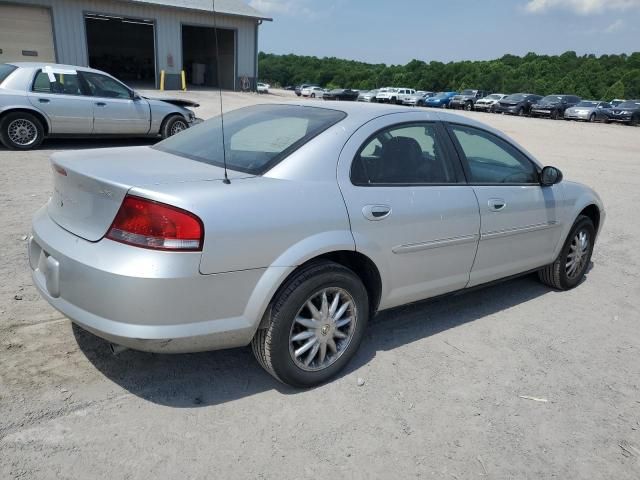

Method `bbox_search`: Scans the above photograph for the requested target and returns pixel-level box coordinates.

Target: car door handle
[38,98,50,103]
[95,102,107,107]
[488,198,507,211]
[362,205,392,221]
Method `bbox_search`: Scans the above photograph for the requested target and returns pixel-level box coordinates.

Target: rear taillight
[106,195,203,251]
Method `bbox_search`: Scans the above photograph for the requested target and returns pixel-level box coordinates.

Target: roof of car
[7,62,104,74]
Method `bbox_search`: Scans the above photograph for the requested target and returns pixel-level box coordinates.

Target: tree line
[258,51,640,100]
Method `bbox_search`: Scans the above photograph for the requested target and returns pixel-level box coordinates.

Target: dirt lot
[1,90,639,479]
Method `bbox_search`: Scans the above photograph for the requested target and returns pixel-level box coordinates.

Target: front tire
[464,102,473,111]
[161,115,189,139]
[0,111,44,150]
[252,261,369,387]
[538,215,595,290]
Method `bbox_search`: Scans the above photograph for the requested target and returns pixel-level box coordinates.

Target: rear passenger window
[32,70,84,95]
[450,125,538,184]
[351,123,458,185]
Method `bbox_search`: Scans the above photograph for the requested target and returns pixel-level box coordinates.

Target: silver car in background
[357,89,379,102]
[403,91,435,106]
[30,103,604,387]
[475,93,508,113]
[564,100,612,122]
[0,62,201,150]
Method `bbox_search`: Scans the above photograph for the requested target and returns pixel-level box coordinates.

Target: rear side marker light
[106,195,204,251]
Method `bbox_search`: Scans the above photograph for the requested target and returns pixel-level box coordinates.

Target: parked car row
[292,81,640,126]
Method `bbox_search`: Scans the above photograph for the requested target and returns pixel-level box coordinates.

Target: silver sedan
[564,100,612,122]
[0,62,201,150]
[30,103,604,387]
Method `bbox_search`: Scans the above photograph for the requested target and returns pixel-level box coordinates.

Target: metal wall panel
[1,0,259,87]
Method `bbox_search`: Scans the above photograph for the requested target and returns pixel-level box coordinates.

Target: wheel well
[161,112,184,128]
[269,251,383,320]
[580,204,601,233]
[0,109,49,135]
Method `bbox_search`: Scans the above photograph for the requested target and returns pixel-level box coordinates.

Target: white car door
[338,114,481,310]
[445,122,565,286]
[27,68,94,134]
[79,71,150,135]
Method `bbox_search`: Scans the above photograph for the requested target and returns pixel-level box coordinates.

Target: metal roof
[121,0,272,20]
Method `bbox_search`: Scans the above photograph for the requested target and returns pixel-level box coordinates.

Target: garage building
[0,0,271,90]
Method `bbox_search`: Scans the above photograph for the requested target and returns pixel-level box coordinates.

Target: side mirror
[540,166,563,186]
[131,91,141,101]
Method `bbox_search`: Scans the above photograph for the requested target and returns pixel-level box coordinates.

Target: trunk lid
[48,146,250,242]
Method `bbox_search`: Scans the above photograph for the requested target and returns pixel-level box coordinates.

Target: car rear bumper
[29,206,290,353]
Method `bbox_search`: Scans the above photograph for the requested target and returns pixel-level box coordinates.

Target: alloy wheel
[565,230,590,279]
[289,287,357,372]
[170,120,188,136]
[7,118,38,146]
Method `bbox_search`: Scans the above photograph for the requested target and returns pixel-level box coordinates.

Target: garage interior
[182,25,235,90]
[85,13,156,87]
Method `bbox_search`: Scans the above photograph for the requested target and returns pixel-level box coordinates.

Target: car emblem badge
[321,324,330,336]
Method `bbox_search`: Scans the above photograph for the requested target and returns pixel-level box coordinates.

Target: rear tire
[251,261,369,388]
[0,111,44,150]
[538,215,595,290]
[161,115,189,139]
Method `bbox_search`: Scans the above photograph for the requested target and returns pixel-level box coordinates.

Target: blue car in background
[423,91,458,108]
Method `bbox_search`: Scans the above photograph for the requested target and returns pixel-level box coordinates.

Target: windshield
[154,105,346,175]
[433,92,450,99]
[0,64,17,85]
[618,101,640,109]
[505,94,526,101]
[540,95,564,104]
[461,90,476,95]
[487,94,503,100]
[576,101,598,108]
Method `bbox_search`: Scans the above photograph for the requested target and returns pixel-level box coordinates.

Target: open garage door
[182,25,235,90]
[0,5,55,63]
[85,13,156,87]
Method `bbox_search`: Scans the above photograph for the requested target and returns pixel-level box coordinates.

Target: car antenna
[213,0,231,184]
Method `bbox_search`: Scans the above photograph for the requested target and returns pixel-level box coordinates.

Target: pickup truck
[449,89,491,111]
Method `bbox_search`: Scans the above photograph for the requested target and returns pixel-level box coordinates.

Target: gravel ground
[1,90,639,479]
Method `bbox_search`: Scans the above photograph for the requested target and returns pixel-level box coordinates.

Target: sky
[249,0,640,64]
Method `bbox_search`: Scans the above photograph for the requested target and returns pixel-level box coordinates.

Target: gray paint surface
[2,0,263,87]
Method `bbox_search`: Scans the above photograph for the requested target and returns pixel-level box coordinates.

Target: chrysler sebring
[30,103,604,387]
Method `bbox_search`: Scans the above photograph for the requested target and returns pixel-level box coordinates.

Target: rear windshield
[154,104,346,175]
[0,64,17,85]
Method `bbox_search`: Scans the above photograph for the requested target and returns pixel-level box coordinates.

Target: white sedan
[301,86,325,98]
[257,83,270,94]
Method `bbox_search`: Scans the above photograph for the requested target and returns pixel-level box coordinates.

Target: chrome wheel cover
[8,118,38,146]
[170,120,188,136]
[289,287,357,372]
[566,229,590,279]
